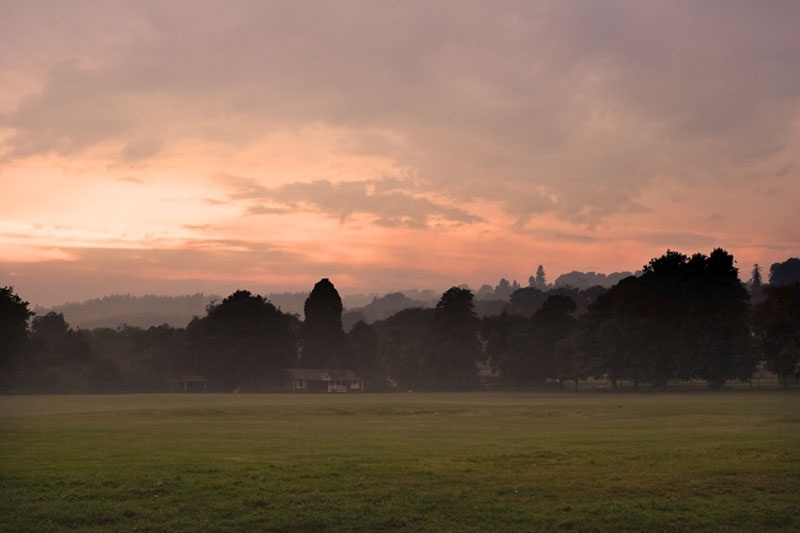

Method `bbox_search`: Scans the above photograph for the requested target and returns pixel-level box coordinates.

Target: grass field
[1,391,798,532]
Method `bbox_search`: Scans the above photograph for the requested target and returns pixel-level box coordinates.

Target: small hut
[281,368,363,393]
[174,374,208,392]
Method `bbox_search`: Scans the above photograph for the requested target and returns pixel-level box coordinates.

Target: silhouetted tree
[86,325,143,392]
[530,294,577,382]
[187,290,297,391]
[371,307,433,391]
[508,285,604,317]
[573,249,754,389]
[482,295,577,389]
[749,264,765,304]
[571,276,652,389]
[300,278,351,368]
[0,287,33,391]
[477,284,495,299]
[676,249,754,388]
[83,324,190,393]
[347,320,386,391]
[508,287,547,316]
[494,278,516,300]
[534,265,547,289]
[133,325,189,391]
[769,258,800,287]
[423,287,483,390]
[28,312,93,392]
[753,283,800,386]
[481,312,534,388]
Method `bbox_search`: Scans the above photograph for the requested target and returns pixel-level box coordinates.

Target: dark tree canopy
[3,248,795,394]
[509,287,547,316]
[482,312,535,388]
[424,287,482,390]
[749,264,765,304]
[571,249,754,389]
[187,290,297,391]
[1,286,32,352]
[509,285,603,317]
[300,279,350,368]
[371,307,434,391]
[27,312,93,393]
[534,265,547,289]
[754,284,800,385]
[769,258,800,287]
[304,279,344,331]
[483,294,577,388]
[0,287,34,390]
[347,320,386,391]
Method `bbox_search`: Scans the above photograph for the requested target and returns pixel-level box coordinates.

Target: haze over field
[1,1,798,307]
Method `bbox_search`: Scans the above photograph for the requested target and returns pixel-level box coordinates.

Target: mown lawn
[1,391,798,532]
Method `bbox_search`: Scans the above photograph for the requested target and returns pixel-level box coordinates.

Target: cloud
[216,173,272,200]
[120,137,163,163]
[273,179,483,227]
[116,176,147,185]
[1,63,130,159]
[0,0,797,298]
[2,2,797,221]
[218,174,483,228]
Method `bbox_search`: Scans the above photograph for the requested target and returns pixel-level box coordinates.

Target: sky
[1,0,798,307]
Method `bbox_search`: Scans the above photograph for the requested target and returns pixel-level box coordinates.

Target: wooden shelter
[174,374,208,392]
[281,368,363,393]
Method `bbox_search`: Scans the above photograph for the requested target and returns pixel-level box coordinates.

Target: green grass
[1,391,799,532]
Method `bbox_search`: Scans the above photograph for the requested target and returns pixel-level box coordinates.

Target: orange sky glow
[1,1,798,307]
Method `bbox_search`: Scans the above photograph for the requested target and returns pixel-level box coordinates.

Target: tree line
[1,251,798,393]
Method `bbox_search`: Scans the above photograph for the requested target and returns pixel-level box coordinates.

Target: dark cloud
[275,181,407,226]
[1,1,798,225]
[219,174,482,228]
[216,173,271,200]
[1,63,131,159]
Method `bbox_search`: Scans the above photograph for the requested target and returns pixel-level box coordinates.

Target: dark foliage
[370,307,434,391]
[300,279,351,369]
[483,295,577,388]
[753,283,800,385]
[347,320,387,391]
[423,287,483,391]
[769,258,800,287]
[0,287,34,391]
[187,290,298,391]
[569,249,754,389]
[3,251,795,394]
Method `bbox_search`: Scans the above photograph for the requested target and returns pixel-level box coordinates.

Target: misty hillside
[38,294,218,330]
[36,271,633,330]
[343,292,435,331]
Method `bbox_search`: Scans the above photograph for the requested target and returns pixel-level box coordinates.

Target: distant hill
[36,290,436,330]
[38,293,217,330]
[263,292,309,316]
[35,275,631,330]
[343,292,433,331]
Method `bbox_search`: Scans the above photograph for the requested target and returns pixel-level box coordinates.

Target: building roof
[284,368,361,381]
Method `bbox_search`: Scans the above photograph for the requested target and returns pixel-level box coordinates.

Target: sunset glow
[1,1,798,306]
